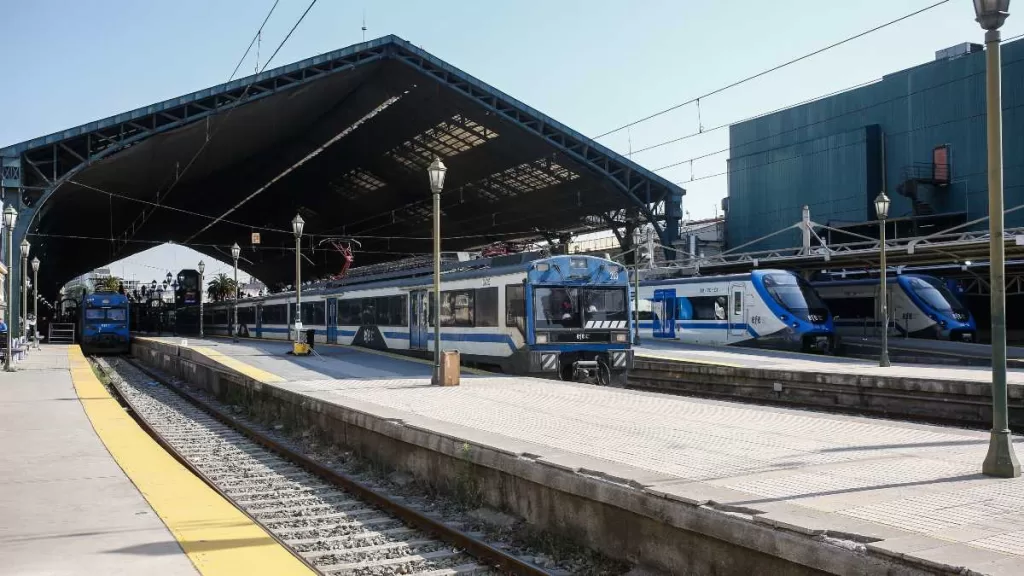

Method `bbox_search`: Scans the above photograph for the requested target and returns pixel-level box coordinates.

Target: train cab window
[534,287,581,329]
[475,287,499,327]
[107,309,127,322]
[583,288,627,323]
[85,309,106,321]
[506,285,525,334]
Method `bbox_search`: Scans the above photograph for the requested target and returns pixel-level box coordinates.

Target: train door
[326,298,338,344]
[652,289,676,338]
[255,304,263,338]
[409,290,429,350]
[729,283,746,338]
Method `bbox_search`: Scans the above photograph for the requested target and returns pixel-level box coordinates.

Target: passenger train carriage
[812,274,975,341]
[638,270,836,352]
[199,254,633,384]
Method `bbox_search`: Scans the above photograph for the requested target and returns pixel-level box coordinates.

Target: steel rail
[120,357,549,576]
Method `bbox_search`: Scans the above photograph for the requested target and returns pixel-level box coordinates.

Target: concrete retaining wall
[131,339,953,576]
[630,358,1024,430]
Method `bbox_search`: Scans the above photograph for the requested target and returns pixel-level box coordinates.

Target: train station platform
[134,336,1024,575]
[0,344,312,576]
[633,340,1024,430]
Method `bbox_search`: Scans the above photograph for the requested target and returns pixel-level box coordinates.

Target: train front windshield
[763,274,829,322]
[907,277,970,320]
[85,307,127,323]
[534,287,628,329]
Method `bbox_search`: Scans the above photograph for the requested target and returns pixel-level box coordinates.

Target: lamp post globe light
[427,156,447,385]
[20,239,29,341]
[3,205,17,372]
[873,192,891,368]
[292,214,305,353]
[198,260,206,338]
[31,256,39,348]
[974,0,1021,478]
[231,242,240,342]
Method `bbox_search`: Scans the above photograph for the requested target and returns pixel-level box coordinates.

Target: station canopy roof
[2,35,683,290]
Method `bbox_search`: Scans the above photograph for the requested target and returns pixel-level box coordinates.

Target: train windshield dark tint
[583,288,627,324]
[85,309,106,321]
[909,277,968,315]
[535,287,581,329]
[763,274,828,319]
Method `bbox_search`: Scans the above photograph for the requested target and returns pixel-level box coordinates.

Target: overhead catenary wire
[229,0,281,81]
[593,0,952,139]
[114,0,321,252]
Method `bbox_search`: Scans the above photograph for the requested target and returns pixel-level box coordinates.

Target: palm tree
[207,273,238,302]
[94,276,123,293]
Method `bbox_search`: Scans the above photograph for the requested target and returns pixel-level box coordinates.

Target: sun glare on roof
[465,159,580,204]
[328,168,386,200]
[385,114,498,171]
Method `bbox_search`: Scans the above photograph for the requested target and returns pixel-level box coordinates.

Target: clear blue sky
[0,0,1012,282]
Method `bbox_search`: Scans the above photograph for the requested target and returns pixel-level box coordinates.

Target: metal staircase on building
[896,157,949,235]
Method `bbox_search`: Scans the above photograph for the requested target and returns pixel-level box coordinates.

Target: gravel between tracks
[94,357,629,576]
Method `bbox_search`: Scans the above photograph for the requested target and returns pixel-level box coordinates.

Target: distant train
[79,291,130,354]
[812,274,976,341]
[193,254,634,385]
[638,270,836,352]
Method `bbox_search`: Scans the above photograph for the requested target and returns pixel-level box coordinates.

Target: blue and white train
[812,274,976,341]
[200,254,634,384]
[638,270,836,352]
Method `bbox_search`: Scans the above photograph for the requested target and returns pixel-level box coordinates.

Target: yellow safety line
[189,346,287,383]
[67,346,314,576]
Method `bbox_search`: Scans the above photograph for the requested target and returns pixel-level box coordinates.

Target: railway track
[91,356,549,576]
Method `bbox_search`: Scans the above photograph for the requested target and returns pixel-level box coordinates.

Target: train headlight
[535,333,549,344]
[613,333,628,343]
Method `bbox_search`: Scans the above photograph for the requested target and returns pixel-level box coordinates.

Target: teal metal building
[726,40,1024,250]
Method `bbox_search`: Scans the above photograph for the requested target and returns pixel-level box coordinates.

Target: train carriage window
[506,285,525,334]
[301,302,326,325]
[339,299,361,325]
[262,304,287,324]
[361,299,377,325]
[440,290,474,327]
[390,295,408,326]
[733,291,743,315]
[681,296,727,321]
[475,287,498,327]
[826,297,875,319]
[238,307,256,325]
[289,303,296,324]
[213,309,228,324]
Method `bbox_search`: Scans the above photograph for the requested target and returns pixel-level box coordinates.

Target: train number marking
[750,315,763,325]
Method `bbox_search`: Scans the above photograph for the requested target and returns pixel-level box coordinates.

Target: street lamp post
[874,192,891,368]
[20,239,29,342]
[4,205,17,372]
[31,257,39,348]
[292,214,305,352]
[427,157,447,385]
[198,260,206,338]
[975,0,1021,478]
[157,286,164,335]
[231,242,240,343]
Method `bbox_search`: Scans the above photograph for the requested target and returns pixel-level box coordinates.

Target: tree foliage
[206,273,238,302]
[94,276,123,293]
